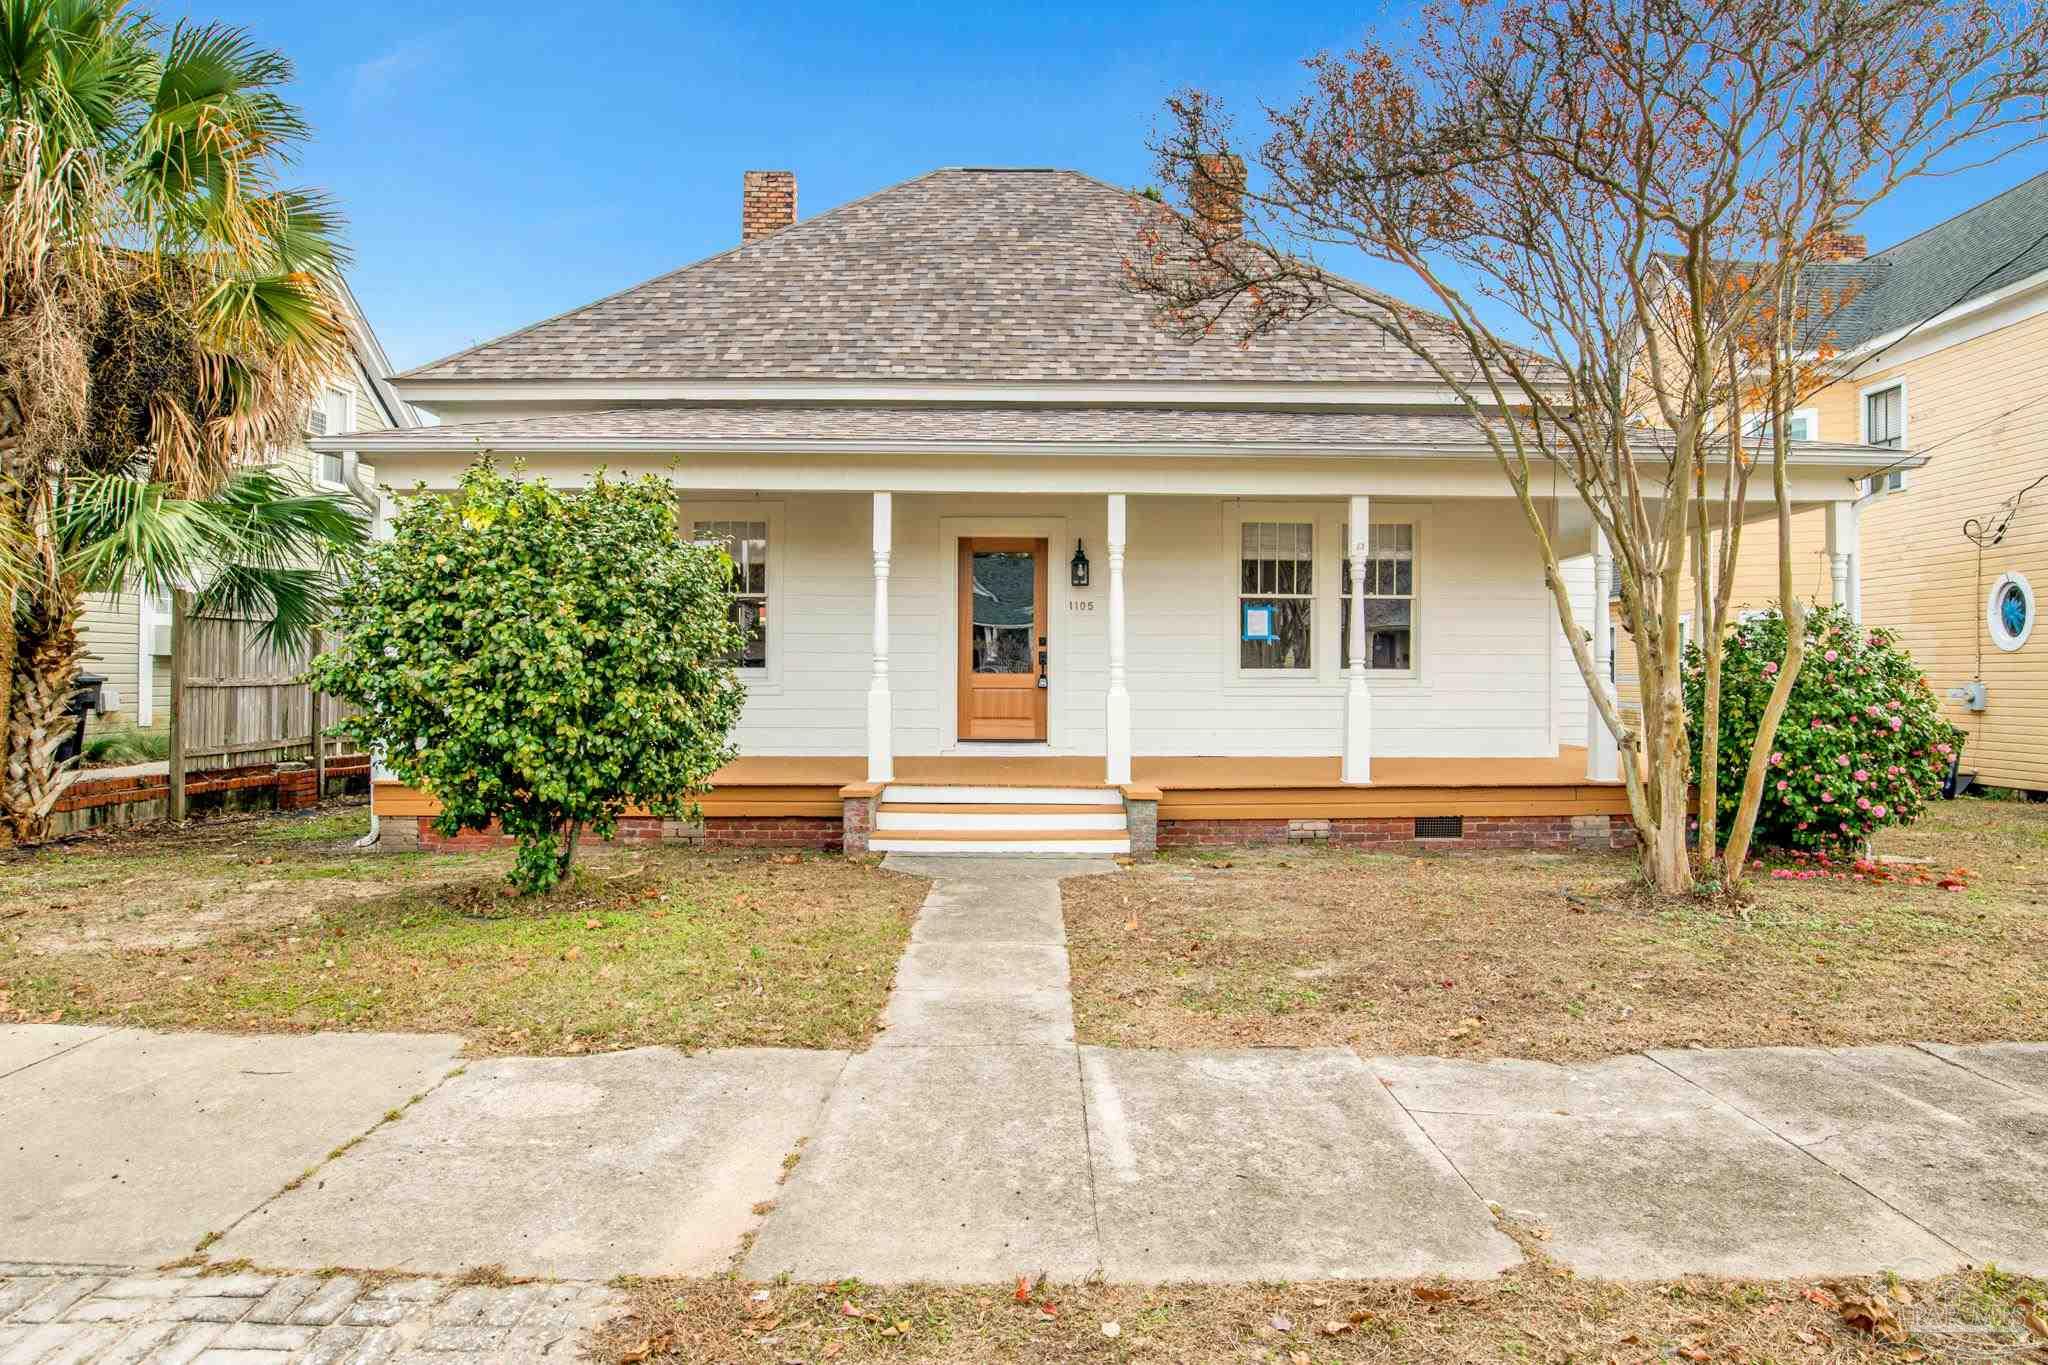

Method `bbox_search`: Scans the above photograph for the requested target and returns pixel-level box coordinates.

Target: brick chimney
[1809,225,1867,262]
[1189,153,1246,235]
[742,170,796,242]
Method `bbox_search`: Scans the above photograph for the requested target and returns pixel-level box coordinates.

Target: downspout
[353,473,393,849]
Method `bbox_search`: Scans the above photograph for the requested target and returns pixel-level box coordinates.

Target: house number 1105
[1067,599,1096,612]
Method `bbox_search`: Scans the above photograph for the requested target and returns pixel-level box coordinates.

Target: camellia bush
[1683,606,1964,852]
[311,461,746,892]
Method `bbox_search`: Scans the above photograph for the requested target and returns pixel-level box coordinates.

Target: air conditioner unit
[150,622,173,656]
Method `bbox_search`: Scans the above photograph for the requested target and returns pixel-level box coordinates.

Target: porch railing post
[1587,530,1620,782]
[1825,500,1861,623]
[1105,493,1131,785]
[867,492,894,783]
[1342,496,1372,784]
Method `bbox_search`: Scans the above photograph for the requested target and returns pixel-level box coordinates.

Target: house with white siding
[78,282,418,736]
[326,168,1902,855]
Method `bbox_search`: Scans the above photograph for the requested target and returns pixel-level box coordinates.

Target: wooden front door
[957,537,1049,741]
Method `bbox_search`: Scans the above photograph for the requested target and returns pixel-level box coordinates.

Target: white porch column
[1105,494,1132,785]
[1342,496,1372,784]
[1825,500,1860,621]
[867,492,894,783]
[1587,530,1621,782]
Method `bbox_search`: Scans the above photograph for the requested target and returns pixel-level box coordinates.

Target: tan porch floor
[373,748,1626,821]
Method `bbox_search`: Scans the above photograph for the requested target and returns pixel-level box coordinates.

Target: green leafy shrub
[82,729,171,765]
[310,461,746,892]
[1683,605,1964,850]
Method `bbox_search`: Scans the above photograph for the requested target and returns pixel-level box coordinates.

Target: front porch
[370,747,1632,856]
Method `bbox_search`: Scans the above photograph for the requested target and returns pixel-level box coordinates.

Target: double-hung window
[1238,521,1315,670]
[693,519,770,669]
[1862,383,1907,494]
[308,387,352,487]
[1340,523,1416,670]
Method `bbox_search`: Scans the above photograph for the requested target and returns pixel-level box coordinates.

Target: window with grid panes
[1340,523,1415,670]
[694,519,769,668]
[1239,521,1314,669]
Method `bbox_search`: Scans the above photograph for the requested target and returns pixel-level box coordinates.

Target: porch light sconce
[1070,539,1090,588]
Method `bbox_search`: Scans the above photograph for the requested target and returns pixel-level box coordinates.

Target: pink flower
[1821,792,1833,803]
[1777,779,1789,792]
[1771,751,1785,765]
[1857,796,1872,810]
[1838,754,1852,767]
[1890,717,1903,731]
[1811,718,1823,728]
[1797,821,1809,830]
[1825,649,1838,662]
[1872,804,1888,818]
[1887,766,1901,776]
[1888,699,1901,710]
[1840,822,1850,832]
[1854,769,1869,782]
[1763,661,1780,675]
[1938,743,1954,755]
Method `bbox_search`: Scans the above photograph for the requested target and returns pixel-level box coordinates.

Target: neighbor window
[694,519,770,668]
[310,387,351,486]
[1238,521,1314,669]
[1340,523,1416,670]
[1864,385,1903,447]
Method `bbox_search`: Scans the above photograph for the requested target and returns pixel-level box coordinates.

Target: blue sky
[169,0,2048,373]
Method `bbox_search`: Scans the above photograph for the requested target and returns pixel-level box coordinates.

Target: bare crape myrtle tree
[1125,0,2048,892]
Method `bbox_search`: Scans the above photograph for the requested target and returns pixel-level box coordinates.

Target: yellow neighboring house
[76,281,418,736]
[1616,170,2048,795]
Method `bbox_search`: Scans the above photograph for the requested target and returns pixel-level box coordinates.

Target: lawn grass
[597,1244,2048,1363]
[1064,795,2048,1060]
[0,803,926,1054]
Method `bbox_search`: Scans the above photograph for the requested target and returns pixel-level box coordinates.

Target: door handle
[1037,648,1049,688]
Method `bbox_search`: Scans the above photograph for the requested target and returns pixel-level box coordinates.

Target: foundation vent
[1414,815,1464,841]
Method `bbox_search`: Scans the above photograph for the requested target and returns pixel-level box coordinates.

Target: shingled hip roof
[398,168,1484,387]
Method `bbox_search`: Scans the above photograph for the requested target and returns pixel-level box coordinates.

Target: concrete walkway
[1,857,2045,1349]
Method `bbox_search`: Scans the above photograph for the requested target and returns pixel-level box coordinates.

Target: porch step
[869,783,1130,854]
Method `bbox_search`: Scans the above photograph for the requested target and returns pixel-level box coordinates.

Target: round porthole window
[1988,571,2034,652]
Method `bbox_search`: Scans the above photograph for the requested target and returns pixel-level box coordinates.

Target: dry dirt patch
[1064,797,2048,1060]
[1,804,926,1054]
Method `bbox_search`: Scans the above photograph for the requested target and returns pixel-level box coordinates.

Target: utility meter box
[1947,681,1988,712]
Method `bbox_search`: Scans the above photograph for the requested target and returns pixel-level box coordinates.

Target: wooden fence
[166,592,360,818]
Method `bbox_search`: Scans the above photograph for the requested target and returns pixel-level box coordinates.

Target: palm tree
[2,0,359,840]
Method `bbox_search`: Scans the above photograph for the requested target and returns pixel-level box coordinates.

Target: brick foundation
[1158,812,1635,853]
[393,812,843,853]
[53,753,371,835]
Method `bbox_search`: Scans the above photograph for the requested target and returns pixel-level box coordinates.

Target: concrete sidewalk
[2,857,2045,1342]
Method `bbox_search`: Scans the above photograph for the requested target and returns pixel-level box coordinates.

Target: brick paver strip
[0,1268,624,1364]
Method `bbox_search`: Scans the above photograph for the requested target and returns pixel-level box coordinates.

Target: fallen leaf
[562,947,582,962]
[821,1344,844,1360]
[1269,1313,1294,1332]
[1321,1319,1354,1336]
[1414,1285,1455,1303]
[2026,1308,2048,1341]
[1014,1276,1031,1303]
[1101,1321,1121,1338]
[1833,1288,1906,1343]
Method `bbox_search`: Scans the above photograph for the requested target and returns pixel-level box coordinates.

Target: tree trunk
[3,578,84,844]
[555,817,583,886]
[1643,664,1694,893]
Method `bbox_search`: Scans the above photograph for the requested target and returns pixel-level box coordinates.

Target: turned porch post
[1587,530,1621,782]
[1342,496,1372,784]
[1826,501,1861,623]
[1105,494,1131,785]
[867,492,894,783]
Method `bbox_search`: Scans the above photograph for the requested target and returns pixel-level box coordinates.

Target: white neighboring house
[78,281,419,734]
[323,168,1905,856]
